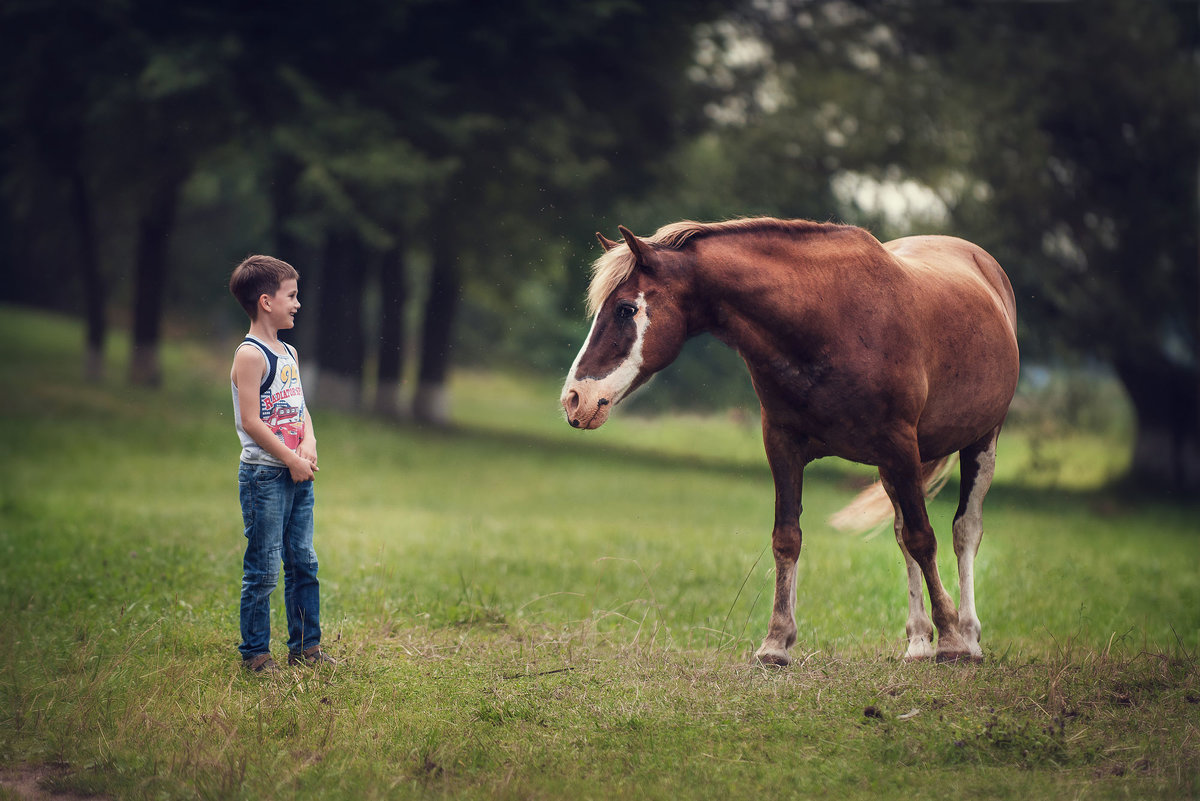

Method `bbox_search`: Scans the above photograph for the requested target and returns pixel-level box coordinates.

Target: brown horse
[561,218,1019,666]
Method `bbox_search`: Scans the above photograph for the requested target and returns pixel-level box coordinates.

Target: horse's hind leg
[882,477,935,660]
[952,429,1000,661]
[879,444,971,662]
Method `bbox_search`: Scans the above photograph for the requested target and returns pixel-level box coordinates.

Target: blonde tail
[828,455,959,534]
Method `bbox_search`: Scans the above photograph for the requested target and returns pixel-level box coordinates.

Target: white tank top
[232,336,306,466]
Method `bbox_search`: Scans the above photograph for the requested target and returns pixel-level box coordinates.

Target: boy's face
[261,278,300,328]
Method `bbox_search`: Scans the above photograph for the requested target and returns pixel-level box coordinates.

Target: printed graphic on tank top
[232,336,306,465]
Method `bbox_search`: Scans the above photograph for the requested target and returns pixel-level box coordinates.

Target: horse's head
[561,225,691,429]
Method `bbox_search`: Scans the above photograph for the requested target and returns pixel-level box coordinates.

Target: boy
[229,254,335,673]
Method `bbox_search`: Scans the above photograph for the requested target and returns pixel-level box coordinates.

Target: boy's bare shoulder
[231,343,267,385]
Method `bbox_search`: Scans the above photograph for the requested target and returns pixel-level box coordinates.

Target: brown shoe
[243,653,279,674]
[288,645,337,667]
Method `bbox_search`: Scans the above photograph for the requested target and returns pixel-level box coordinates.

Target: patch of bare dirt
[0,765,107,801]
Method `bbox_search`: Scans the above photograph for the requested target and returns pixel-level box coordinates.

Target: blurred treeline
[1,0,1197,490]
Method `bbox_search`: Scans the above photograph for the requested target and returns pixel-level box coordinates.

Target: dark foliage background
[1,0,1196,487]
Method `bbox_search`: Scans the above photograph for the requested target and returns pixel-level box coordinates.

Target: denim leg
[238,464,287,659]
[282,479,321,654]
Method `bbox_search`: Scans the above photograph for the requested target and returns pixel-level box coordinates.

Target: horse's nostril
[565,389,580,415]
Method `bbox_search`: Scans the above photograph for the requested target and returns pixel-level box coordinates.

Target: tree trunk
[268,155,317,359]
[373,244,409,418]
[269,154,303,257]
[67,164,105,382]
[129,173,185,387]
[1113,358,1200,493]
[314,230,366,412]
[414,229,460,426]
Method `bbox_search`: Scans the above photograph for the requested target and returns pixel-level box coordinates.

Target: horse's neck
[697,230,882,317]
[692,229,888,357]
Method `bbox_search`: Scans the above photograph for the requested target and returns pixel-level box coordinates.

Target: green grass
[1,304,1197,800]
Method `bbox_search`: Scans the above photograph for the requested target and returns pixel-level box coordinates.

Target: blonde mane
[585,217,851,316]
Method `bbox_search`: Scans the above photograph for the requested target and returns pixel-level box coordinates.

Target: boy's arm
[297,407,317,468]
[298,407,319,470]
[233,347,315,483]
[293,348,318,468]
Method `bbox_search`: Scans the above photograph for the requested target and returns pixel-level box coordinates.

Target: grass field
[1,305,1197,800]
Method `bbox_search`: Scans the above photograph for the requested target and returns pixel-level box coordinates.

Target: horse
[560,217,1019,666]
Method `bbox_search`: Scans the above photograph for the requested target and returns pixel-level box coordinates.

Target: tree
[886,0,1200,490]
[254,0,727,423]
[2,0,263,385]
[0,3,120,379]
[649,0,1198,490]
[388,0,727,422]
[3,0,729,415]
[374,242,410,418]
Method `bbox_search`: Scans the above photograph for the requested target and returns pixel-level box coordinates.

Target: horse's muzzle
[562,387,611,430]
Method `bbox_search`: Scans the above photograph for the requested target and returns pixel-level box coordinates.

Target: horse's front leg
[754,423,810,667]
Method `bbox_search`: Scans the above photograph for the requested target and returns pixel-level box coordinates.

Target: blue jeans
[238,462,321,659]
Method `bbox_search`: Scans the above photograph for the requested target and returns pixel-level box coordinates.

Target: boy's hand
[287,453,317,483]
[297,439,318,470]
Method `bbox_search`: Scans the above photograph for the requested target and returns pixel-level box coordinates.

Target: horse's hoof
[754,649,791,668]
[902,639,936,661]
[935,651,984,664]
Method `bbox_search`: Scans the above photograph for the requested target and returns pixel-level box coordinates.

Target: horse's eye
[615,302,637,320]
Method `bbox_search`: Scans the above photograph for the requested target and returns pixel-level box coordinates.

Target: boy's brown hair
[229,255,299,321]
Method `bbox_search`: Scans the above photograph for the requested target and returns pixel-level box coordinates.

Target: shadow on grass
[417,418,775,479]
[409,417,1198,521]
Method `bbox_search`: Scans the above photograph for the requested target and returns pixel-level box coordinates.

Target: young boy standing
[229,255,335,673]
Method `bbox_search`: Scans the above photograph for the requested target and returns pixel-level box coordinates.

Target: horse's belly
[759,321,1016,462]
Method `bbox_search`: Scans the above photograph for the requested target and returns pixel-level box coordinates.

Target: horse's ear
[596,232,620,252]
[618,225,652,266]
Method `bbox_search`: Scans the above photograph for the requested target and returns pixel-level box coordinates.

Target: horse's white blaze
[561,293,650,422]
[563,314,600,388]
[599,294,650,405]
